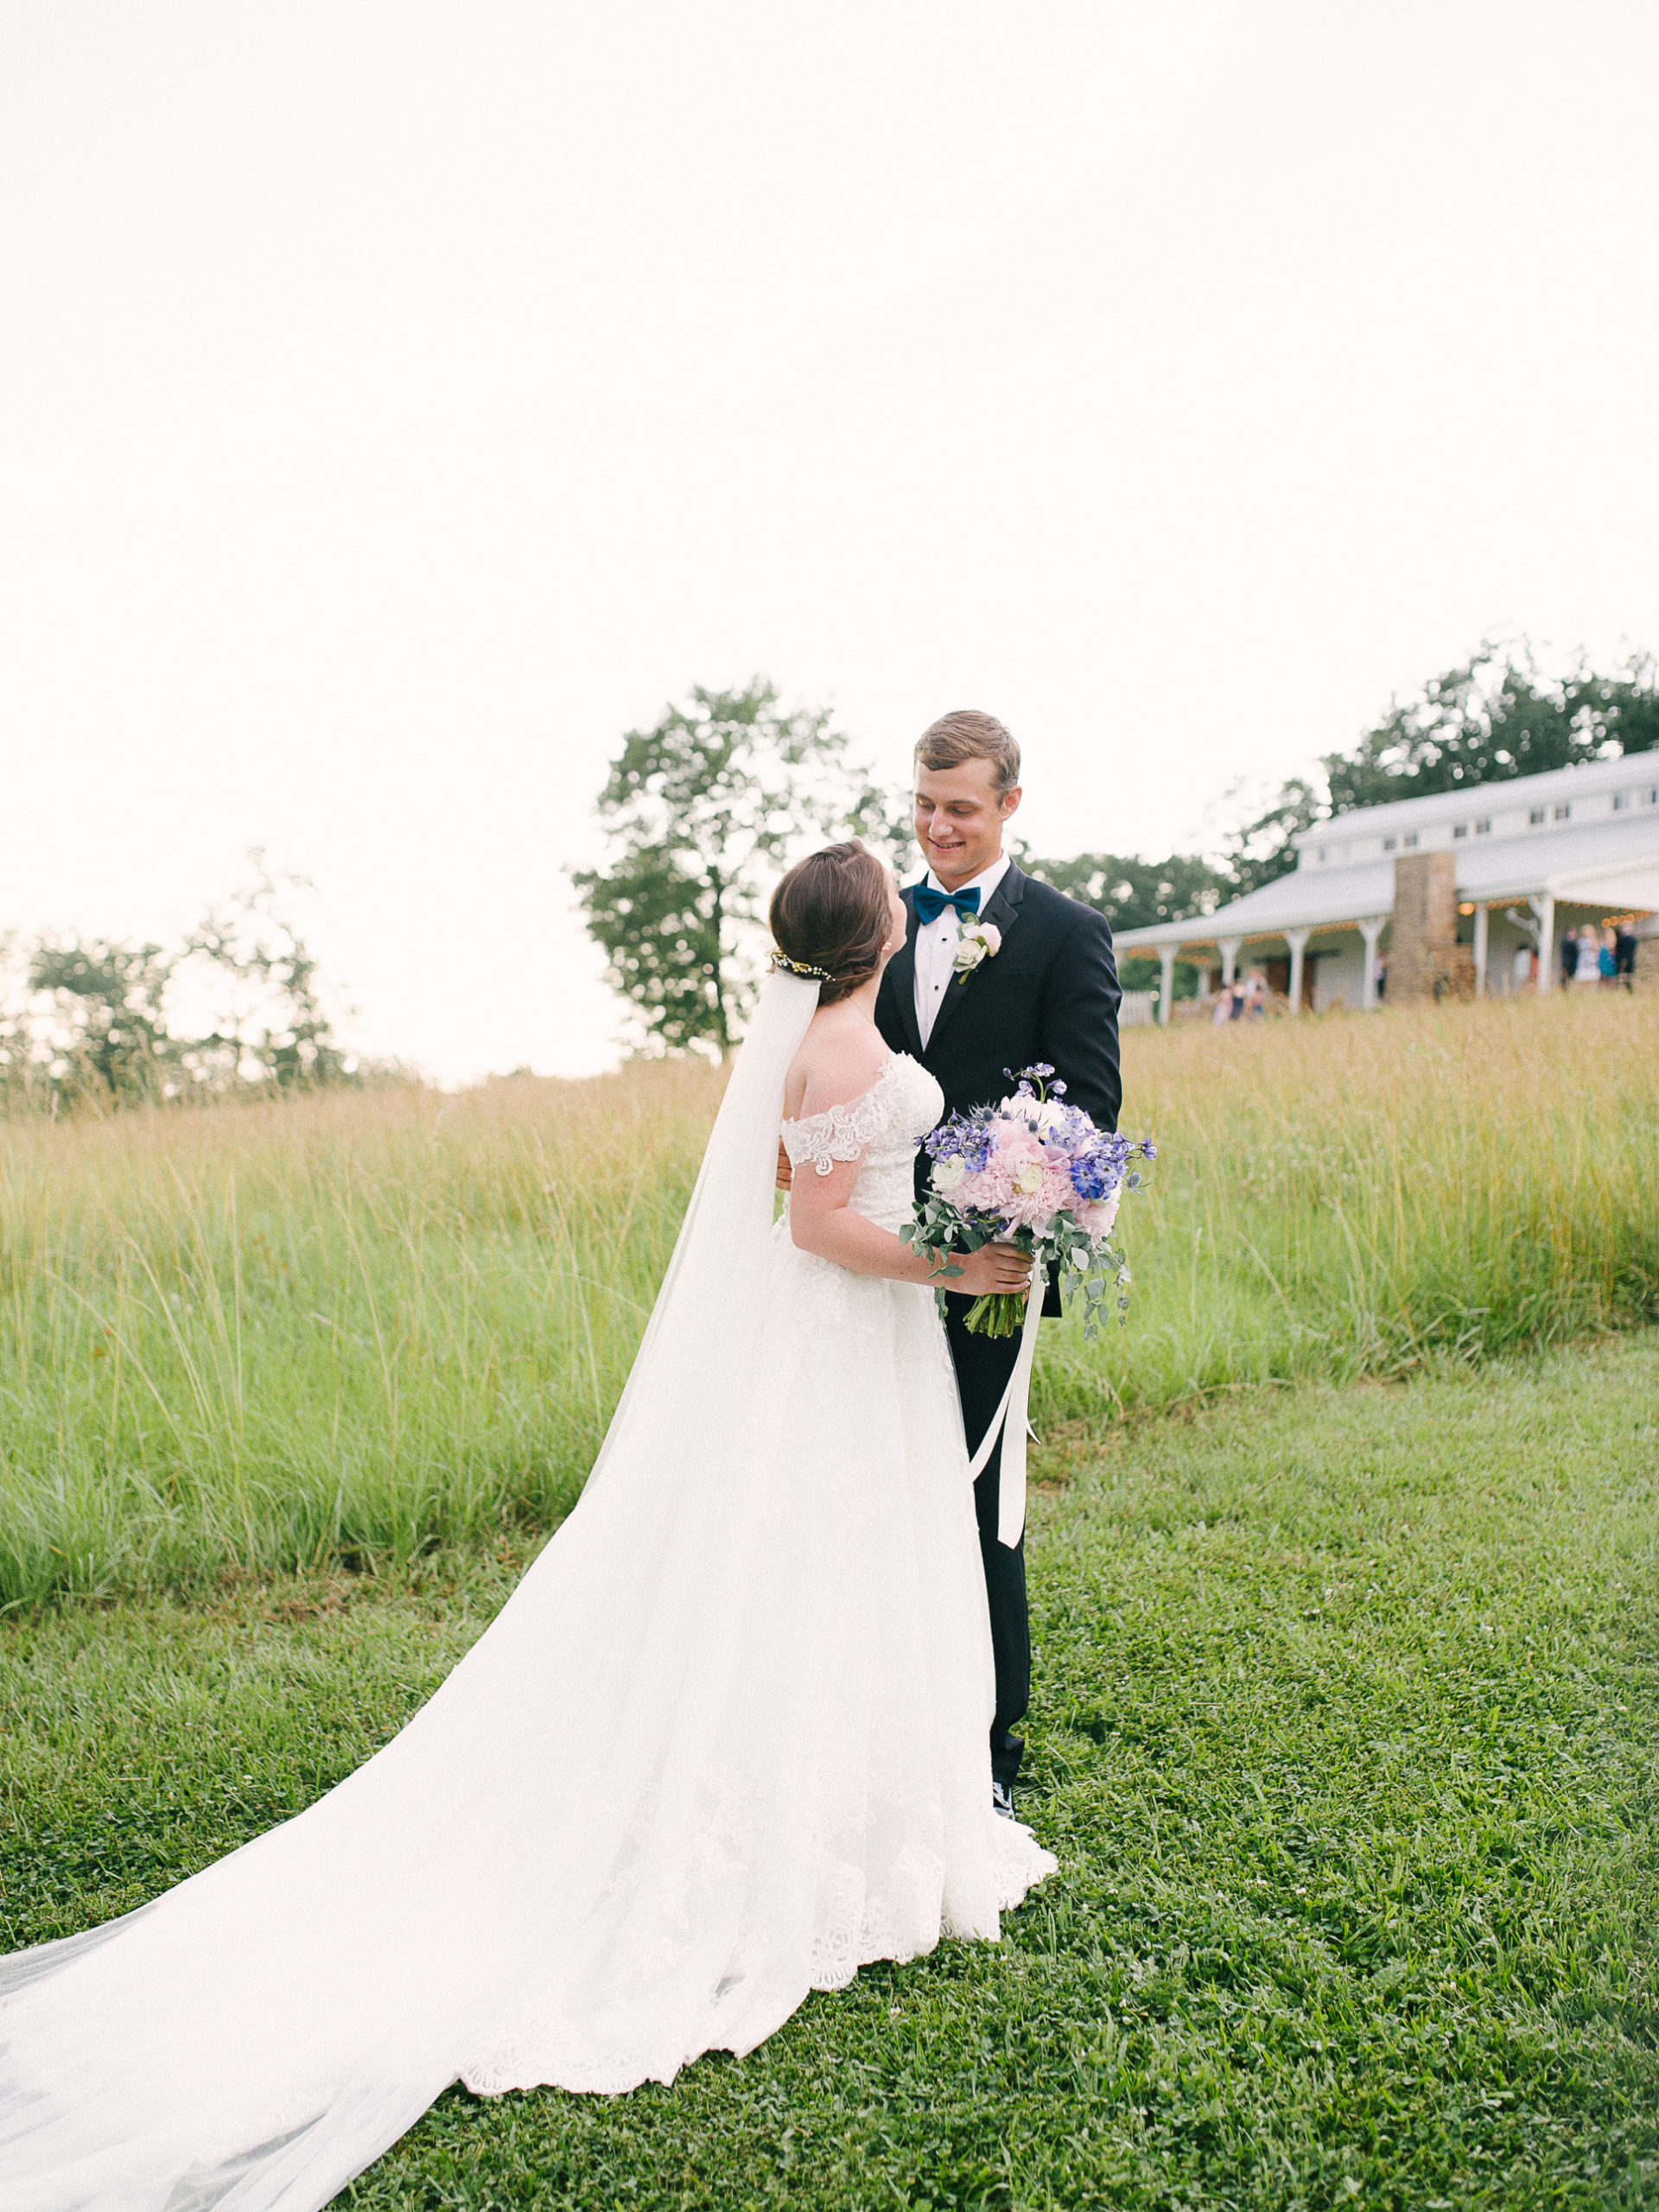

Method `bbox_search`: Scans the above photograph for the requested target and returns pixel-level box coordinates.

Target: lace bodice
[780,1053,944,1233]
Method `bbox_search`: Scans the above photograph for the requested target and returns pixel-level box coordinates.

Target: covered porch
[1135,917,1389,1019]
[1116,871,1657,1024]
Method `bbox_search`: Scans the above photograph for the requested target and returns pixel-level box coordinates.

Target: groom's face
[913,759,1021,890]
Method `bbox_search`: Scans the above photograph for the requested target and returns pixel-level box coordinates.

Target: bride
[0,839,1056,2212]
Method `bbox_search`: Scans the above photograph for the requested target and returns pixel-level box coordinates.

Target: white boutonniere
[951,920,1001,983]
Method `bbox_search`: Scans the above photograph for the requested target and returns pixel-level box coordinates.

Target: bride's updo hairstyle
[769,840,893,1005]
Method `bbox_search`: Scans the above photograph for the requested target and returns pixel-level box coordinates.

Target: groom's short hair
[915,710,1020,796]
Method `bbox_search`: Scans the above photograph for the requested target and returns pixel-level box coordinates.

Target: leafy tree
[1021,849,1232,1000]
[1225,640,1659,892]
[1565,652,1659,760]
[1023,849,1230,933]
[574,680,897,1056]
[1218,778,1326,899]
[840,777,917,878]
[6,855,353,1109]
[1325,645,1586,813]
[178,853,354,1089]
[29,936,175,1097]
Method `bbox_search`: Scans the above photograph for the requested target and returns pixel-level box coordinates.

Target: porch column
[1197,963,1213,1001]
[1285,926,1311,1015]
[1530,892,1555,993]
[1158,943,1177,1027]
[1472,903,1489,998]
[1217,937,1243,988]
[1358,916,1387,1010]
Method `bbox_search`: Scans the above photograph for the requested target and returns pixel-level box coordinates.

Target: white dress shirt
[912,853,1010,1049]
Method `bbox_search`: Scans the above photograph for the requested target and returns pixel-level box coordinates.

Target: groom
[875,711,1122,1815]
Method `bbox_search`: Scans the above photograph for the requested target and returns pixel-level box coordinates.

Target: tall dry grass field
[3,995,1656,1606]
[1040,988,1659,1428]
[0,1065,721,1607]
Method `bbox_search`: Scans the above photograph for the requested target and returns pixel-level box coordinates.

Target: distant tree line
[1223,639,1659,898]
[577,644,1659,1048]
[1,854,359,1111]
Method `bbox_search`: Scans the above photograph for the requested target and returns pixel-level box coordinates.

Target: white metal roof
[1288,747,1654,848]
[1115,864,1396,950]
[1116,754,1659,952]
[1456,812,1659,903]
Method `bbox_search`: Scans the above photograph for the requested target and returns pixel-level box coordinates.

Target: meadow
[3,992,1657,1610]
[4,990,1659,2206]
[5,1337,1657,2205]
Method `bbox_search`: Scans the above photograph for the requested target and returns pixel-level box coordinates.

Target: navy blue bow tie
[913,884,982,926]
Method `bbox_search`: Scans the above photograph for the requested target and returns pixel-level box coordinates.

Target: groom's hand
[776,1141,793,1192]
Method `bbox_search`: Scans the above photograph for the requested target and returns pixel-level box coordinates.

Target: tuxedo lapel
[922,861,1027,1061]
[887,889,925,1058]
[980,861,1027,939]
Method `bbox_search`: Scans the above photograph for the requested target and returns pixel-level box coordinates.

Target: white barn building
[1116,752,1659,1018]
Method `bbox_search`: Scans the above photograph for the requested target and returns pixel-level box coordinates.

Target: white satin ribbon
[965,1284,1044,1548]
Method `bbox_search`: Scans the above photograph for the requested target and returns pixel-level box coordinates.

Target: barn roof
[1116,754,1659,952]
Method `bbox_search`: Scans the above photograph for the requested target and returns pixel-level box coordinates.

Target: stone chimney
[1388,851,1475,1005]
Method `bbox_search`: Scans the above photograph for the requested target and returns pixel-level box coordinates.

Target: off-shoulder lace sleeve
[781,1058,899,1176]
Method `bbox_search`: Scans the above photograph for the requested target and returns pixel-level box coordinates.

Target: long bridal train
[0,973,1054,2212]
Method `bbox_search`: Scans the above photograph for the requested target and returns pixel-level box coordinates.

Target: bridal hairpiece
[768,949,837,984]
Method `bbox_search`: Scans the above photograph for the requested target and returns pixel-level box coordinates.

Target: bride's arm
[789,1154,1029,1293]
[785,1059,1030,1295]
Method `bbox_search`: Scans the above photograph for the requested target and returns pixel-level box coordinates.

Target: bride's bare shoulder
[784,1019,894,1122]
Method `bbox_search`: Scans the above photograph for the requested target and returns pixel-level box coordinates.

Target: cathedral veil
[0,972,824,2212]
[577,967,821,1500]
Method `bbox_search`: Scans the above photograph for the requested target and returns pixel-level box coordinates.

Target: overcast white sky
[4,1,1656,1077]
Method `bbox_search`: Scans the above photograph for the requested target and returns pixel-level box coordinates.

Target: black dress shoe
[991,1780,1015,1820]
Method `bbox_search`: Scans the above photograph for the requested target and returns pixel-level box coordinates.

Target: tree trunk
[709,871,728,1054]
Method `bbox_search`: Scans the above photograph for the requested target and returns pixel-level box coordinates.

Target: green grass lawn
[4,1336,1659,2209]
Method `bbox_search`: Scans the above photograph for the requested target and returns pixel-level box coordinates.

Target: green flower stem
[963,1291,1027,1338]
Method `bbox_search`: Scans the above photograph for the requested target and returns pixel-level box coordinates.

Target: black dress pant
[943,1294,1029,1793]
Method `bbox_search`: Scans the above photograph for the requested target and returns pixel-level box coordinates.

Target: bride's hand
[948,1243,1033,1298]
[776,1141,793,1192]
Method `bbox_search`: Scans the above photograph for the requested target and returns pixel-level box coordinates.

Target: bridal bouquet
[901,1065,1154,1338]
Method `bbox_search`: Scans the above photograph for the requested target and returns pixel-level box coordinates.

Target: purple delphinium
[1068,1154,1111,1201]
[923,1113,995,1173]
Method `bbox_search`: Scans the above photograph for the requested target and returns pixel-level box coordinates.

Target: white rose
[1033,1102,1065,1135]
[1013,1161,1044,1196]
[950,922,1001,977]
[931,1154,967,1193]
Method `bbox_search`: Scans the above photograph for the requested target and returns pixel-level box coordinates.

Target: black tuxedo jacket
[874,862,1122,1315]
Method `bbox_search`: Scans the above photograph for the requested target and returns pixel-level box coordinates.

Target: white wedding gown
[0,975,1054,2212]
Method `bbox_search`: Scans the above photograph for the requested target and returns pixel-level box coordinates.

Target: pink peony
[1077,1192,1122,1240]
